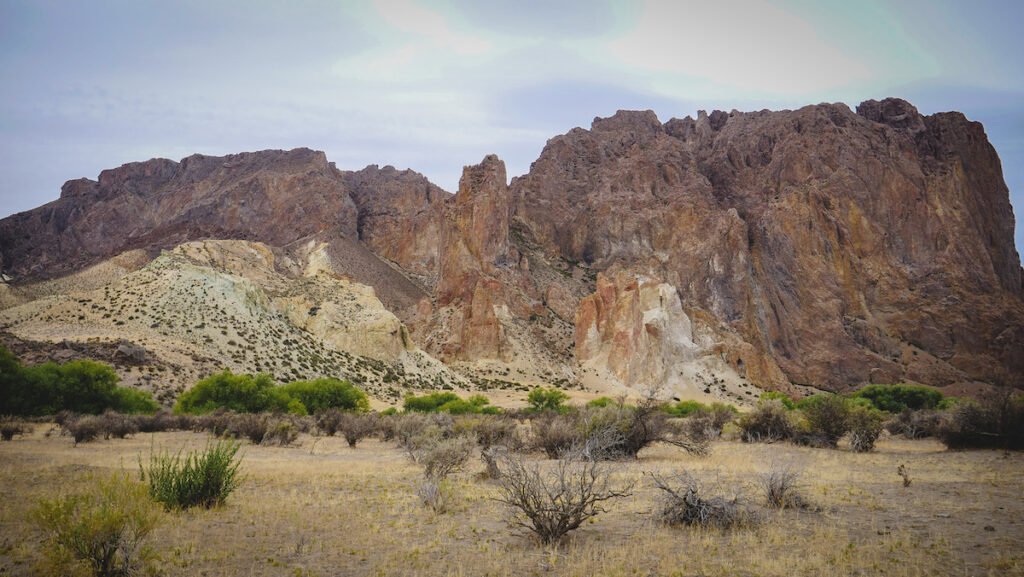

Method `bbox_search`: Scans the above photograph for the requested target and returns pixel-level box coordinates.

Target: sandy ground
[1,425,1022,577]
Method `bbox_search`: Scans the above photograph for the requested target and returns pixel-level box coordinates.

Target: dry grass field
[1,425,1021,577]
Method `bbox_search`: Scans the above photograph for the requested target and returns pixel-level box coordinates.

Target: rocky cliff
[1,97,1021,398]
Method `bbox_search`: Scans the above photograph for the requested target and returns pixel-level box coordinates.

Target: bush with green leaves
[759,391,796,410]
[526,387,569,413]
[796,394,850,447]
[403,392,497,414]
[0,345,158,416]
[174,371,294,415]
[32,473,161,577]
[279,378,368,413]
[847,404,885,452]
[140,440,242,510]
[852,384,945,413]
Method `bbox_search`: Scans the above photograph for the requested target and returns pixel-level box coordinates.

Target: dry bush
[494,454,633,545]
[135,410,191,433]
[884,409,942,439]
[897,463,911,487]
[225,413,269,444]
[530,412,579,458]
[98,411,139,440]
[683,405,735,440]
[0,417,30,441]
[936,389,1024,450]
[651,471,753,529]
[757,462,810,509]
[455,415,523,451]
[63,415,104,445]
[419,435,475,480]
[738,400,795,443]
[314,408,345,436]
[193,409,234,437]
[417,478,454,514]
[261,419,299,447]
[338,413,379,448]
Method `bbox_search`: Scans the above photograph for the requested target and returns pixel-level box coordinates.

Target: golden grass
[1,426,1022,577]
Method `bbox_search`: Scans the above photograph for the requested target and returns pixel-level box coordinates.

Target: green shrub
[403,392,495,414]
[664,400,707,417]
[796,394,850,447]
[140,441,243,510]
[404,392,461,412]
[32,473,160,577]
[759,391,796,410]
[0,346,158,416]
[587,396,616,408]
[852,384,944,413]
[279,378,368,413]
[847,404,885,452]
[526,387,569,413]
[174,371,293,414]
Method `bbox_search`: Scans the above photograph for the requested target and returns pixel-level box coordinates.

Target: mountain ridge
[2,97,1021,401]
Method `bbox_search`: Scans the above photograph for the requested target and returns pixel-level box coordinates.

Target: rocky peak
[856,97,926,132]
[451,154,510,270]
[59,178,99,199]
[591,109,663,134]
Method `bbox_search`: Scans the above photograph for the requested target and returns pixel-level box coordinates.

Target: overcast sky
[1,0,1022,258]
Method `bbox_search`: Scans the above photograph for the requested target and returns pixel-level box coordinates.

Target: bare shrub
[339,413,379,448]
[1,417,30,441]
[417,478,454,514]
[683,404,735,440]
[494,454,633,544]
[135,410,190,433]
[936,388,1024,450]
[64,415,104,445]
[885,409,941,439]
[225,413,268,444]
[897,463,911,487]
[99,411,139,440]
[194,409,234,437]
[738,400,795,443]
[530,412,579,458]
[314,408,344,437]
[455,415,522,451]
[261,419,299,447]
[757,462,809,509]
[420,435,475,480]
[651,471,753,529]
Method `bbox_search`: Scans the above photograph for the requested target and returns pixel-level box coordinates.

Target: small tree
[338,413,379,448]
[494,454,633,544]
[526,387,569,413]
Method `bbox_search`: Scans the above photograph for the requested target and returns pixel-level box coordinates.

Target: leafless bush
[897,463,911,487]
[194,409,234,437]
[0,417,30,441]
[455,415,523,451]
[683,405,737,440]
[225,413,269,444]
[651,471,753,529]
[314,409,345,436]
[99,411,139,439]
[135,410,191,433]
[261,419,299,446]
[417,478,454,513]
[530,412,580,458]
[936,389,1024,450]
[494,454,633,544]
[420,435,475,479]
[885,409,941,439]
[757,462,810,509]
[738,400,795,443]
[63,415,104,445]
[339,413,379,448]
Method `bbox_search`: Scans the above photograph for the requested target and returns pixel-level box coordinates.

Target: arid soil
[1,427,1021,577]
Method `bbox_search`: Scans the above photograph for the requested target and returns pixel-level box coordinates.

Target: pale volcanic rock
[575,271,716,396]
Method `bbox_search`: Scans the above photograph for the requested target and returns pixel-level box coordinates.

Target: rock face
[512,98,1024,389]
[2,97,1022,397]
